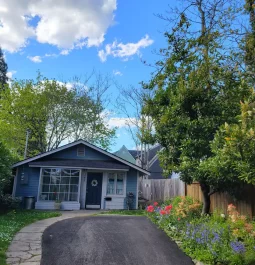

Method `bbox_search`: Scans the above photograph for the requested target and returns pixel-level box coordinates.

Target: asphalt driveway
[41,216,193,265]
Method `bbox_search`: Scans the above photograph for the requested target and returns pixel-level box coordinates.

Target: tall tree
[0,75,116,158]
[0,47,8,88]
[142,0,251,214]
[117,85,154,169]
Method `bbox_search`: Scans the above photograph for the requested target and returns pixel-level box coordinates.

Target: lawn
[100,209,145,216]
[0,210,61,265]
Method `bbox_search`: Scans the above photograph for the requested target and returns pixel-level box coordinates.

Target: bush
[146,196,255,265]
[0,194,21,213]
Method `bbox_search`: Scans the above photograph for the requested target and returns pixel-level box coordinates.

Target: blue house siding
[44,144,114,161]
[15,165,40,200]
[125,168,138,209]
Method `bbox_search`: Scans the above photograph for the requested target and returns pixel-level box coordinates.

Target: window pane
[116,174,124,195]
[51,176,60,184]
[42,169,51,176]
[40,193,49,200]
[60,185,69,193]
[61,169,70,176]
[107,174,115,194]
[71,170,80,177]
[42,185,50,192]
[69,193,78,201]
[70,177,79,184]
[70,185,78,193]
[42,176,50,184]
[50,184,59,193]
[60,177,70,184]
[58,193,68,201]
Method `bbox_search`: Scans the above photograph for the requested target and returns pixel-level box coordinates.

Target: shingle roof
[128,150,141,159]
[29,159,129,170]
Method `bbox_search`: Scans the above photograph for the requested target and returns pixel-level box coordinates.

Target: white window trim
[37,168,81,203]
[106,172,127,198]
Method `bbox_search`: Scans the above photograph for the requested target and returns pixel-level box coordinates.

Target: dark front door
[86,173,103,209]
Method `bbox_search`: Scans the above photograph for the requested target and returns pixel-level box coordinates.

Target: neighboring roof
[114,145,136,164]
[29,160,129,170]
[128,150,141,159]
[12,139,150,175]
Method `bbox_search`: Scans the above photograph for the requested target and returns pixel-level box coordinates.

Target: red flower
[160,210,167,215]
[177,217,181,221]
[147,205,154,213]
[153,202,158,206]
[165,204,173,212]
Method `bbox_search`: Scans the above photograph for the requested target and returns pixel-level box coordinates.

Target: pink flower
[146,205,155,213]
[153,202,159,206]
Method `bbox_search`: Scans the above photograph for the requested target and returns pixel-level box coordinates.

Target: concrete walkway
[6,210,100,265]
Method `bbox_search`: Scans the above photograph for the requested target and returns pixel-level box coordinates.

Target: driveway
[41,216,193,265]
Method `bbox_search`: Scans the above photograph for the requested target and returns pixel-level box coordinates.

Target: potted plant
[54,192,61,210]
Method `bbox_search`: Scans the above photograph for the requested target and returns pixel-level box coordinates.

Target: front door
[86,173,103,209]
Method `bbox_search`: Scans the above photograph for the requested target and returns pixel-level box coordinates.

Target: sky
[0,0,172,152]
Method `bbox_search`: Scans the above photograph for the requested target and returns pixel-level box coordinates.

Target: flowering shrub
[146,197,255,265]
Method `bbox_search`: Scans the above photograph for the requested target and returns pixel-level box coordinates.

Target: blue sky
[1,0,171,152]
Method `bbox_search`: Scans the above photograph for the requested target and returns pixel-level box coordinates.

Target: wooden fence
[139,178,185,201]
[139,178,255,217]
[187,182,255,217]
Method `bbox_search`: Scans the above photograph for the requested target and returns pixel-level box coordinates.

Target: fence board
[186,183,255,217]
[139,178,185,201]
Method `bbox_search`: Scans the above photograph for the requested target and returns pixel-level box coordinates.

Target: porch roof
[29,159,130,170]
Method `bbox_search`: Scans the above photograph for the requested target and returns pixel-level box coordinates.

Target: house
[115,144,179,179]
[11,140,150,210]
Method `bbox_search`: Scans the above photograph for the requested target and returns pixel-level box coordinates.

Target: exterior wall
[15,165,40,200]
[125,168,138,209]
[44,144,114,161]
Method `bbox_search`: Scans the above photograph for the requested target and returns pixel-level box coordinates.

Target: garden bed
[0,210,61,265]
[146,196,255,265]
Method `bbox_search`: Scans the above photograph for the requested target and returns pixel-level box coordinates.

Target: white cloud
[27,55,42,63]
[0,0,116,53]
[108,117,136,128]
[98,35,154,62]
[60,49,70,56]
[113,70,123,76]
[6,70,17,79]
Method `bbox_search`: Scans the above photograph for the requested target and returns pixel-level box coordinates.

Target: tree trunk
[200,182,210,214]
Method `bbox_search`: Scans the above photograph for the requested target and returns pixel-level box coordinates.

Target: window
[77,147,85,157]
[107,172,125,195]
[40,168,80,201]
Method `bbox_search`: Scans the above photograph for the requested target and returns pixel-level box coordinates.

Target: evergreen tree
[0,47,8,89]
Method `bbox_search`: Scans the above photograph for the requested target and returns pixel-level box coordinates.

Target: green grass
[0,210,61,265]
[100,209,145,216]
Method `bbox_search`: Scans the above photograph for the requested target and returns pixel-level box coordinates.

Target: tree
[0,47,8,89]
[243,0,255,80]
[0,74,116,158]
[116,85,154,170]
[0,142,15,196]
[142,0,251,214]
[202,97,255,189]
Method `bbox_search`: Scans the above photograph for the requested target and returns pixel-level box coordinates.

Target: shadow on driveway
[41,216,193,265]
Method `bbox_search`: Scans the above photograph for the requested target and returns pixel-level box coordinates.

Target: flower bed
[146,196,255,265]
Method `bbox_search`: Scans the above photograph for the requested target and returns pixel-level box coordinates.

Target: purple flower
[230,241,246,254]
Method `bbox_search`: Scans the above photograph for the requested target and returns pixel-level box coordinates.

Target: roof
[29,160,129,170]
[12,139,150,175]
[114,145,136,164]
[128,150,141,159]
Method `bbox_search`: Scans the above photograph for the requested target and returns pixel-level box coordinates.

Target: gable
[12,140,150,175]
[44,144,114,161]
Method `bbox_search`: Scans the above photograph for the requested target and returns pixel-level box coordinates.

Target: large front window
[40,168,80,201]
[107,172,125,195]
